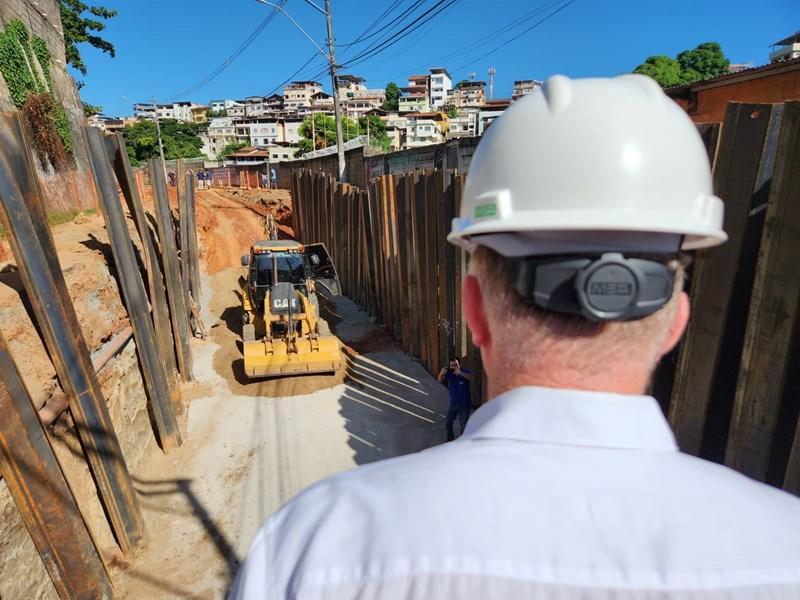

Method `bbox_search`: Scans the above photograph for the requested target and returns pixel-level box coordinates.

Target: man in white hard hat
[230,75,800,599]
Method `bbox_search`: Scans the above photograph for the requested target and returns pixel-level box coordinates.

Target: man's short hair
[469,246,685,376]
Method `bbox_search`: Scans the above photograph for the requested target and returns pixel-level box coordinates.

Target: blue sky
[78,0,796,117]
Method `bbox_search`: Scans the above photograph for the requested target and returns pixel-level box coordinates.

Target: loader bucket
[243,335,341,379]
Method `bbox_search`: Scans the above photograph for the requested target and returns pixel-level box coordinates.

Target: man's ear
[660,291,690,357]
[464,275,491,350]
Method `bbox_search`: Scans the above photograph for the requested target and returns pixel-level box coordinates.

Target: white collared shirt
[230,386,800,599]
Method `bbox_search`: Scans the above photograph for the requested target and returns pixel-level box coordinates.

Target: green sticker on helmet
[474,203,497,219]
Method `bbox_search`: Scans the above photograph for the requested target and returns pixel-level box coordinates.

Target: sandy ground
[109,189,451,598]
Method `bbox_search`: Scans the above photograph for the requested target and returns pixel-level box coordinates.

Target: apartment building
[135,101,206,122]
[429,67,452,108]
[399,95,430,113]
[770,32,800,62]
[210,98,245,113]
[133,102,156,119]
[512,79,541,101]
[336,74,367,101]
[477,99,511,135]
[446,112,476,138]
[283,80,323,109]
[454,80,486,108]
[202,116,238,158]
[404,112,448,147]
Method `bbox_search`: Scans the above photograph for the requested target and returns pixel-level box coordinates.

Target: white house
[429,67,452,109]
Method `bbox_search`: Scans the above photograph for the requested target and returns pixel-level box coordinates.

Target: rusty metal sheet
[0,329,114,600]
[150,157,193,381]
[0,112,146,555]
[184,171,202,305]
[105,134,182,412]
[86,127,182,450]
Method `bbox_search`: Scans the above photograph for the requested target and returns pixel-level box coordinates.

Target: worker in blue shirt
[438,358,472,441]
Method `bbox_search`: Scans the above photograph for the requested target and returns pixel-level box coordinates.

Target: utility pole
[254,0,347,181]
[324,0,347,182]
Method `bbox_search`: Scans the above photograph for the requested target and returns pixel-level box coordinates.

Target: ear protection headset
[508,253,677,322]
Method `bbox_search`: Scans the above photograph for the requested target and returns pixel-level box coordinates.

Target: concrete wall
[0,0,95,214]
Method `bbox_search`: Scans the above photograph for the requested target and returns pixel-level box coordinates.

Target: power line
[342,0,462,69]
[262,52,325,97]
[452,0,576,72]
[169,0,287,101]
[336,0,410,49]
[364,0,569,86]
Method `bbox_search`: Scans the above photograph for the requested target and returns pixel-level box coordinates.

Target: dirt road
[111,189,451,598]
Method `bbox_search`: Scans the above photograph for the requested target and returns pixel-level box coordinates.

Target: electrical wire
[336,0,410,48]
[341,0,461,69]
[452,0,575,72]
[169,0,287,101]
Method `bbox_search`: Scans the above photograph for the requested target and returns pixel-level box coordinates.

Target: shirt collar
[461,386,678,452]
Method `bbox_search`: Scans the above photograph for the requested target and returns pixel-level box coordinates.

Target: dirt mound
[212,188,295,239]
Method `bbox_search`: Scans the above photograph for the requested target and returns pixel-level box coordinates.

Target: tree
[359,114,391,152]
[82,101,103,117]
[207,108,228,118]
[677,42,730,84]
[297,112,361,154]
[633,42,730,87]
[633,55,682,87]
[217,141,247,161]
[59,0,117,80]
[122,118,204,164]
[383,82,400,111]
[447,105,458,118]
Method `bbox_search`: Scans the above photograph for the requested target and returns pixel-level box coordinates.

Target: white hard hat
[448,74,727,255]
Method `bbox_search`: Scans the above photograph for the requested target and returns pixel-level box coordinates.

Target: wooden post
[668,103,777,456]
[725,102,800,482]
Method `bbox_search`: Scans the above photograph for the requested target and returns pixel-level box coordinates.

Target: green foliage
[82,101,103,116]
[50,102,74,156]
[217,141,248,161]
[634,42,730,87]
[207,108,228,118]
[633,55,682,87]
[447,105,458,118]
[30,35,52,90]
[59,0,117,79]
[0,19,73,165]
[382,82,400,111]
[676,42,730,84]
[359,114,390,152]
[0,20,40,106]
[122,119,205,165]
[297,112,359,154]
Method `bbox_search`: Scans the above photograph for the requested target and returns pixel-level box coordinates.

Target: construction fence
[290,100,800,495]
[291,168,485,405]
[0,113,204,597]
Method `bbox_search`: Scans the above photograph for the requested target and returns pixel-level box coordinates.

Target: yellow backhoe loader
[239,221,341,379]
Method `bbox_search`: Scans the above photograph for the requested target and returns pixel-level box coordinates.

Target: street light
[255,0,347,182]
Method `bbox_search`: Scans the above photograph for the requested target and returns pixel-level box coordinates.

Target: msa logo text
[589,282,633,296]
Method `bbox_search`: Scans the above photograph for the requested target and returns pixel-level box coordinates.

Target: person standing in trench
[438,358,472,441]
